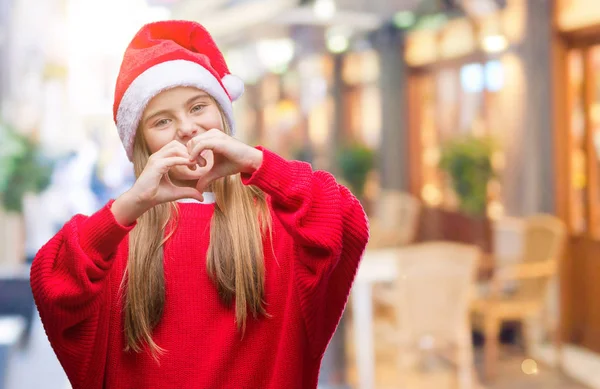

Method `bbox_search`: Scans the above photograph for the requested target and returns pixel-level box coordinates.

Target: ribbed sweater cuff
[79,200,136,261]
[241,146,309,204]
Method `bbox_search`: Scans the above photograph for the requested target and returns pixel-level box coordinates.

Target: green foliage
[291,145,314,164]
[439,135,496,217]
[336,144,375,199]
[0,122,54,213]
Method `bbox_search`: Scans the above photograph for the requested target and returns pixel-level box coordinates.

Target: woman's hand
[111,141,211,225]
[187,129,263,191]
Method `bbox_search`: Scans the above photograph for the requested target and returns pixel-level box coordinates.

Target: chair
[376,242,480,389]
[471,214,567,381]
[367,190,421,249]
[491,216,525,264]
[476,217,526,299]
[369,191,422,325]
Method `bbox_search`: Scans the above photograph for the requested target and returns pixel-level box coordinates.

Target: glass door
[587,46,600,238]
[566,44,600,238]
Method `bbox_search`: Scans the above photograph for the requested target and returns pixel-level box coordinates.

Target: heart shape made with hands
[171,130,261,193]
[175,149,216,192]
[193,149,215,173]
[165,147,211,177]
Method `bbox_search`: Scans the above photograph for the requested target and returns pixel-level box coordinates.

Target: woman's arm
[241,147,369,356]
[30,201,134,388]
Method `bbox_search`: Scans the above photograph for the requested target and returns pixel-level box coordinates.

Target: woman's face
[140,86,224,183]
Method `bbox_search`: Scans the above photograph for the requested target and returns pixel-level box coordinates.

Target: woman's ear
[214,102,232,136]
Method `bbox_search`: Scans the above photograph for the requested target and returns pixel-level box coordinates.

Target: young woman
[31,20,369,389]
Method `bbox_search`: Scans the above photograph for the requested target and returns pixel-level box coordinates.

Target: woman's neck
[169,178,214,203]
[177,192,215,204]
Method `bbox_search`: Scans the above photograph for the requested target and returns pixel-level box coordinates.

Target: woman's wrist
[243,148,263,174]
[111,190,151,226]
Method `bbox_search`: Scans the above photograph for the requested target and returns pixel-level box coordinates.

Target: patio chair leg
[483,316,500,381]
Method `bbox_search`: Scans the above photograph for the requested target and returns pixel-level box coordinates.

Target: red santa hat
[113,20,244,161]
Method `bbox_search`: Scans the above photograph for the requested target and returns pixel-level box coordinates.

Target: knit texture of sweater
[31,147,369,389]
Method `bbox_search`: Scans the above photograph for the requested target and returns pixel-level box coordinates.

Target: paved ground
[478,348,588,389]
[2,312,590,389]
[5,310,68,389]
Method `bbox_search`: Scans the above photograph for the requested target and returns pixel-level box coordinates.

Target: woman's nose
[177,120,200,140]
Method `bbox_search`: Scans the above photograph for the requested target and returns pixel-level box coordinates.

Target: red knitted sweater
[30,148,369,389]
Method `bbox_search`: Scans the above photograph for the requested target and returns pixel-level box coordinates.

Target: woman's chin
[169,166,202,182]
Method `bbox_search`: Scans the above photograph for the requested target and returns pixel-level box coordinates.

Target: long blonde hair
[123,103,272,358]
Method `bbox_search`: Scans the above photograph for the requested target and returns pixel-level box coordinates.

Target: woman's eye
[155,119,171,127]
[191,104,205,113]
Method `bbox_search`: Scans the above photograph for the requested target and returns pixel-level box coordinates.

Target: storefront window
[459,63,485,135]
[568,49,588,234]
[342,50,381,148]
[436,68,459,143]
[416,59,506,216]
[485,60,504,92]
[579,45,600,238]
[591,46,600,236]
[555,42,600,237]
[418,74,444,207]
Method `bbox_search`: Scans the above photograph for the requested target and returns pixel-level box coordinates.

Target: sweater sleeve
[30,201,134,389]
[241,147,369,357]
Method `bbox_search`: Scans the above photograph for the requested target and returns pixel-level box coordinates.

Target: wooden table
[351,248,402,389]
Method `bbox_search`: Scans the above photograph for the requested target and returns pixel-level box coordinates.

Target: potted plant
[336,143,375,202]
[0,121,54,265]
[436,134,497,252]
[439,134,496,217]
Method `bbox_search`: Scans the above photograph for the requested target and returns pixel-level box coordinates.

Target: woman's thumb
[195,171,217,194]
[177,187,204,202]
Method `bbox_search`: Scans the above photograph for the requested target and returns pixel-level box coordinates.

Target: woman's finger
[188,137,225,163]
[150,146,189,165]
[164,139,187,153]
[194,169,219,193]
[168,186,205,202]
[156,156,199,172]
[187,130,225,156]
[197,150,214,172]
[162,172,205,202]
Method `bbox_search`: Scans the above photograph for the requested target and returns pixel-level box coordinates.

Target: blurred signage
[404,0,522,66]
[145,0,180,6]
[499,0,525,45]
[342,51,379,85]
[439,19,476,59]
[461,0,506,17]
[405,30,438,66]
[558,0,600,31]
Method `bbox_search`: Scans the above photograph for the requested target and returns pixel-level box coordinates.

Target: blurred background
[0,0,599,388]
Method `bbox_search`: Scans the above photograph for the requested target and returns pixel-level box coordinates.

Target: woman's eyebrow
[186,93,210,105]
[143,109,171,125]
[143,93,211,124]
